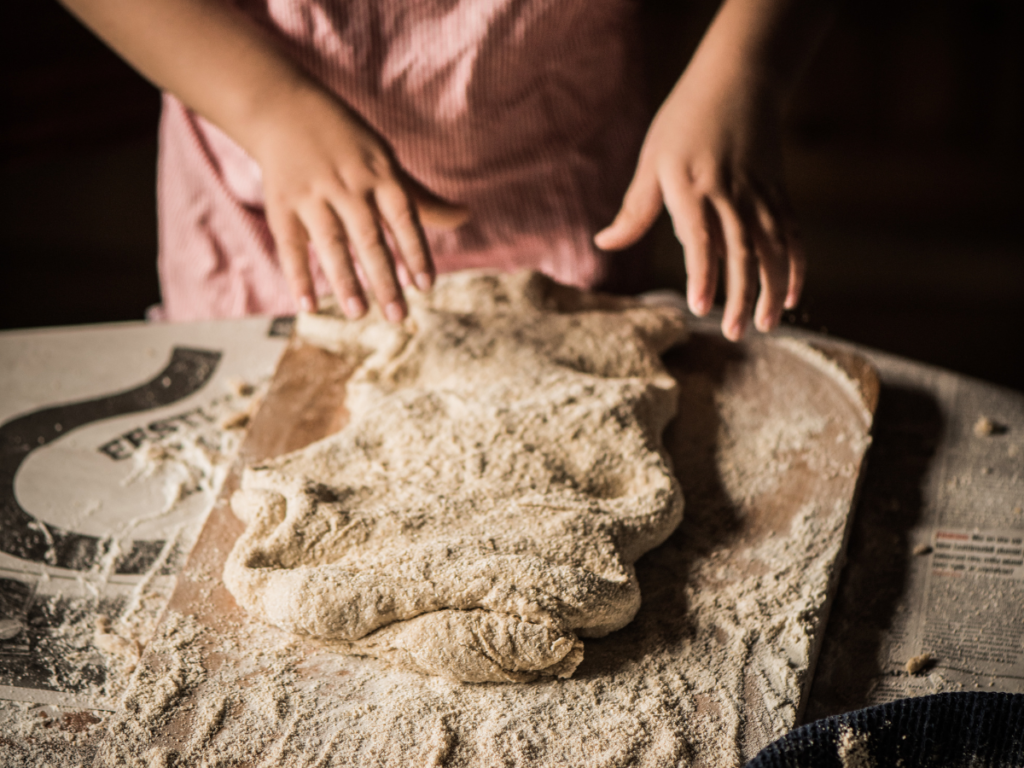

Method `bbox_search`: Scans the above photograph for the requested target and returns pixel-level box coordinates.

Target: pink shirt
[154,0,646,321]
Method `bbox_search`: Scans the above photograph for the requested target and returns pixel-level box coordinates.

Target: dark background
[2,0,1022,390]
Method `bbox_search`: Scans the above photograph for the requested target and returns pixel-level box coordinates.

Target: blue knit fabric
[746,692,1024,768]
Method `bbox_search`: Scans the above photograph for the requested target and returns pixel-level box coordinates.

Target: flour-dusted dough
[223,271,687,682]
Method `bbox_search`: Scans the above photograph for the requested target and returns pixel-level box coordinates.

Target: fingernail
[344,297,366,319]
[689,296,708,316]
[414,273,433,292]
[298,296,316,314]
[384,301,405,324]
[753,309,768,333]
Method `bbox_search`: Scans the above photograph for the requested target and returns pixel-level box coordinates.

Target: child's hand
[57,0,467,324]
[595,65,802,341]
[254,85,468,322]
[593,0,835,342]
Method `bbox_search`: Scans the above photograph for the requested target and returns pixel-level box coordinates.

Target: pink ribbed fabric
[154,0,646,321]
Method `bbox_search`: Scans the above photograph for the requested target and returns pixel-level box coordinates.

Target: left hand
[594,56,804,341]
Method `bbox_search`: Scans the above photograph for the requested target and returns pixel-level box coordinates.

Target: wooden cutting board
[94,328,878,767]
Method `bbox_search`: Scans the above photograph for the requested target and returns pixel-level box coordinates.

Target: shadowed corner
[803,383,944,720]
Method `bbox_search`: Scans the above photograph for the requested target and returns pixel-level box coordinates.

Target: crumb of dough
[837,724,875,768]
[912,543,932,556]
[226,377,256,398]
[973,416,994,436]
[905,652,934,675]
[0,617,23,640]
[224,270,689,683]
[219,411,250,430]
[94,616,141,669]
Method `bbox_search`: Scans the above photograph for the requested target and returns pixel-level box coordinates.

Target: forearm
[686,0,839,102]
[57,0,326,159]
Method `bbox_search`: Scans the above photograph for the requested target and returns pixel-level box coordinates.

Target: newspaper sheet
[806,344,1024,718]
[0,317,288,712]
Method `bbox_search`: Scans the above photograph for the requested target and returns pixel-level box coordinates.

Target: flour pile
[223,270,688,681]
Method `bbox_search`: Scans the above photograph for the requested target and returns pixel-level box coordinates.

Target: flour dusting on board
[86,333,873,767]
[716,392,830,503]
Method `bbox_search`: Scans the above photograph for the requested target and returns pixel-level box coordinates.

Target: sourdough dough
[223,271,687,682]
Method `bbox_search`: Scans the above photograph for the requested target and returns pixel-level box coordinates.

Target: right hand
[253,84,468,322]
[594,60,803,341]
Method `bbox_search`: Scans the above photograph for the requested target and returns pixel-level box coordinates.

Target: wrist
[234,74,337,163]
[695,0,837,104]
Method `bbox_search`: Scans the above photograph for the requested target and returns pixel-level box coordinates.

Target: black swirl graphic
[0,347,221,574]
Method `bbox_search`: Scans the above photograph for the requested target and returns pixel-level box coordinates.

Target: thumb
[593,165,663,251]
[414,195,471,230]
[399,171,470,230]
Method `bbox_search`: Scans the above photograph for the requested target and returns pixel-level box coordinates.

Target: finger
[375,180,434,292]
[751,197,789,333]
[395,259,412,288]
[415,199,470,230]
[775,193,806,309]
[661,175,716,316]
[593,162,663,251]
[335,195,405,323]
[400,171,471,230]
[786,236,807,310]
[302,202,366,319]
[714,197,758,341]
[267,206,317,314]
